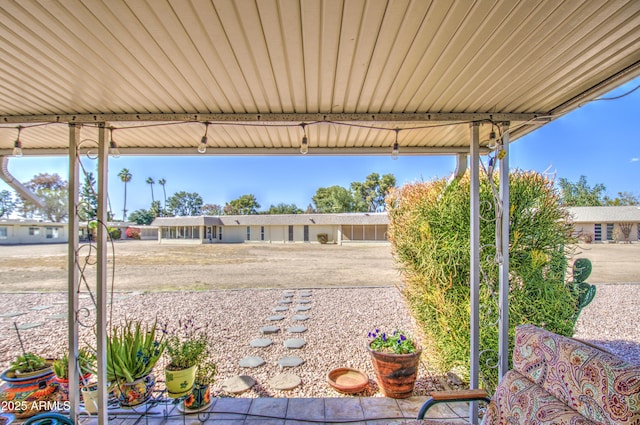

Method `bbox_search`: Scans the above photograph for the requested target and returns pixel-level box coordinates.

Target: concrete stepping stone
[291,314,309,321]
[284,338,306,349]
[49,314,67,321]
[250,338,273,348]
[268,373,301,390]
[221,375,255,394]
[30,305,53,311]
[268,315,285,321]
[300,292,312,297]
[297,299,311,304]
[282,293,294,298]
[239,356,265,368]
[17,323,43,330]
[274,306,289,312]
[287,326,307,333]
[277,356,305,368]
[278,299,292,305]
[260,325,280,334]
[0,312,26,318]
[295,306,311,312]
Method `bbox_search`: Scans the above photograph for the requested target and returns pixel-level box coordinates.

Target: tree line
[1,172,637,224]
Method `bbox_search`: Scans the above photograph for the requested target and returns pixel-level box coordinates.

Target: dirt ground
[0,241,401,292]
[0,241,638,293]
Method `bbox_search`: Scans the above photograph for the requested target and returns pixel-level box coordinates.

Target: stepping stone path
[17,323,43,330]
[260,325,280,334]
[239,356,265,368]
[221,375,255,394]
[237,290,314,391]
[250,338,273,348]
[268,373,301,390]
[0,312,26,318]
[284,338,306,349]
[277,356,305,368]
[48,314,67,321]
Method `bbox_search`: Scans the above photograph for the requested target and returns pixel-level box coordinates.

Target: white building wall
[309,225,336,243]
[0,224,68,245]
[270,225,285,242]
[223,227,246,243]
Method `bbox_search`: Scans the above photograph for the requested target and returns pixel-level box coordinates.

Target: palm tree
[146,177,155,204]
[158,178,167,209]
[118,168,132,221]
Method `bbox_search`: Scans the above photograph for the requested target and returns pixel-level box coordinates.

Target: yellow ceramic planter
[165,365,196,398]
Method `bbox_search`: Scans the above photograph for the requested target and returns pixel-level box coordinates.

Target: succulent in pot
[183,358,216,412]
[0,353,57,418]
[52,348,95,401]
[107,319,166,407]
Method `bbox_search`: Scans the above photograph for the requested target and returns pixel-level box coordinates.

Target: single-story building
[151,213,389,245]
[0,219,68,244]
[568,206,640,243]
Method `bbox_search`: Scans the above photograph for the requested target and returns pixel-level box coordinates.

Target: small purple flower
[375,328,379,333]
[382,333,387,342]
[400,335,406,341]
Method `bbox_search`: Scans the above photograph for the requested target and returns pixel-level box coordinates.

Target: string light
[198,122,209,154]
[13,126,23,157]
[392,128,399,160]
[109,128,120,157]
[300,123,308,154]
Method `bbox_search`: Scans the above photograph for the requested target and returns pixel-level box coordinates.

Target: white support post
[67,124,80,422]
[498,125,510,380]
[469,123,481,424]
[96,124,109,425]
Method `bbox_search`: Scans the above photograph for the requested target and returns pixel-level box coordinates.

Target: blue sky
[2,77,639,218]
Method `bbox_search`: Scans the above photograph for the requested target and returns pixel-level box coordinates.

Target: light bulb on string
[109,128,120,157]
[300,123,308,154]
[391,128,399,160]
[198,122,209,154]
[13,127,23,157]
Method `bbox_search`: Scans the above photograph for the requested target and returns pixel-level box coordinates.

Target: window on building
[0,226,7,239]
[46,227,59,239]
[218,227,222,240]
[193,226,199,239]
[594,224,602,241]
[606,223,614,241]
[246,226,251,241]
[29,227,40,236]
[637,223,640,241]
[288,225,294,241]
[260,226,265,241]
[303,225,309,242]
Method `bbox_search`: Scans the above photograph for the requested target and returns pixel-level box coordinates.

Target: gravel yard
[0,241,638,398]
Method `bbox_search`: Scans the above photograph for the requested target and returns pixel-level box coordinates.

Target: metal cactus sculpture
[570,258,596,320]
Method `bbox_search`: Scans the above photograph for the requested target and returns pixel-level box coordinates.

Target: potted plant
[183,358,216,412]
[107,319,166,407]
[164,320,207,398]
[52,348,95,401]
[0,352,57,418]
[367,329,421,399]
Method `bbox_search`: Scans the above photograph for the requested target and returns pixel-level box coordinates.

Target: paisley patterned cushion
[511,324,640,424]
[482,370,597,425]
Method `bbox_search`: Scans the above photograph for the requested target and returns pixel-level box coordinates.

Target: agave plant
[53,348,96,380]
[107,319,166,383]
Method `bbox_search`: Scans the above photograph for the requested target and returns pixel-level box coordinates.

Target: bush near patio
[386,170,580,390]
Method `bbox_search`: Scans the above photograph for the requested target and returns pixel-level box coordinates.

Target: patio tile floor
[78,396,471,425]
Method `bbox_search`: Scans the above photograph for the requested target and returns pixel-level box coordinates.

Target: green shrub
[317,233,329,244]
[108,227,122,240]
[387,170,579,390]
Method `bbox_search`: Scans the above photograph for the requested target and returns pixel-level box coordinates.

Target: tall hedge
[386,170,578,389]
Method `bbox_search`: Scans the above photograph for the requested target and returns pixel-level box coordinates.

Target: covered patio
[1,1,639,424]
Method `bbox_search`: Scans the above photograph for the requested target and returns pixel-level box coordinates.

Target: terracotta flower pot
[368,344,421,399]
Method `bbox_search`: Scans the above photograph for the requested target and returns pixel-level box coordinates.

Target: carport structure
[1,1,639,423]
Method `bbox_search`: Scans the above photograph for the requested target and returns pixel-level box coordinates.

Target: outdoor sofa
[417,323,640,424]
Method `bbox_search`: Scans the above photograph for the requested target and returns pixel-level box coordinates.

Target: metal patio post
[469,122,480,424]
[498,125,510,380]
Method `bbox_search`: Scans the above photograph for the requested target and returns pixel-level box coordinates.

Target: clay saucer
[327,367,369,394]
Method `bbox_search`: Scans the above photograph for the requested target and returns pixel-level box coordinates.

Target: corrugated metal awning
[0,0,639,156]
